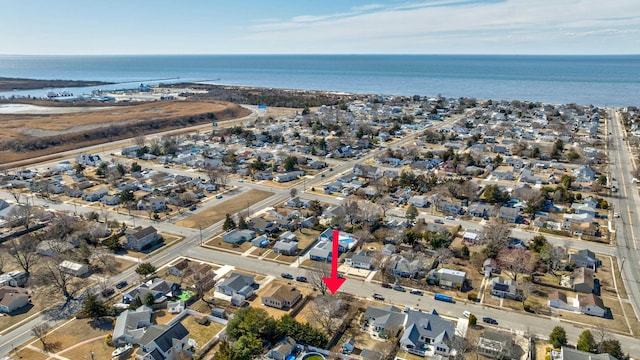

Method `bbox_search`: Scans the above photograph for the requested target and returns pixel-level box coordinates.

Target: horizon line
[1,53,639,57]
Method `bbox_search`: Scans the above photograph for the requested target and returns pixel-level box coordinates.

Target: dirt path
[46,334,107,360]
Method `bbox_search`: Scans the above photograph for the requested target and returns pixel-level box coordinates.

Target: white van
[462,311,471,318]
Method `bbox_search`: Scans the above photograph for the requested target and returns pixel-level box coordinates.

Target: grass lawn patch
[607,255,628,299]
[397,350,427,360]
[152,309,179,325]
[112,257,137,274]
[176,189,274,229]
[622,302,640,335]
[180,315,225,349]
[32,318,115,352]
[559,311,630,334]
[294,229,321,253]
[204,236,253,254]
[0,303,40,335]
[14,347,49,360]
[61,335,113,360]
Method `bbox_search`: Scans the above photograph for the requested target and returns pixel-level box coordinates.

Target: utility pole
[199,225,203,246]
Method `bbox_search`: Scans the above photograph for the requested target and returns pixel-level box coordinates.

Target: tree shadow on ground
[89,317,115,330]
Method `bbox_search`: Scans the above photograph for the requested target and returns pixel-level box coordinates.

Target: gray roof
[139,322,189,353]
[126,226,158,240]
[113,306,152,342]
[220,272,255,292]
[478,330,514,357]
[352,250,375,265]
[400,309,454,347]
[364,305,406,331]
[560,346,616,360]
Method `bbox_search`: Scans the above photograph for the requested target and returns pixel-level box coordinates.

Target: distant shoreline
[0,77,112,92]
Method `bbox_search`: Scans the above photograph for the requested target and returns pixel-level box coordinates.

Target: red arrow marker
[322,229,346,294]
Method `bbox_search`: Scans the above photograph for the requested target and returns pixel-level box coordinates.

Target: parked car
[445,216,454,220]
[190,205,197,211]
[463,311,471,318]
[216,194,223,199]
[614,213,620,218]
[482,317,498,325]
[101,287,115,297]
[281,273,294,280]
[434,218,444,224]
[381,282,392,289]
[393,284,406,292]
[115,280,128,289]
[296,276,308,282]
[409,289,423,296]
[373,293,385,301]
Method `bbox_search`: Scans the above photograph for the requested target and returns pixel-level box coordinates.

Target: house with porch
[363,305,406,339]
[261,285,302,310]
[137,322,190,360]
[400,309,455,357]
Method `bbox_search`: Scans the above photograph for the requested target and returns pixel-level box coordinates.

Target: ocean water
[0,54,638,107]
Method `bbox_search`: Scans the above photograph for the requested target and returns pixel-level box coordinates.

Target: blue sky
[1,0,639,55]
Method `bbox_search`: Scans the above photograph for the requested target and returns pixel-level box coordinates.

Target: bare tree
[8,184,23,204]
[306,262,331,296]
[134,135,147,148]
[93,250,119,274]
[435,248,454,265]
[519,279,536,305]
[539,244,566,275]
[307,295,347,337]
[8,235,40,274]
[376,194,394,217]
[482,220,511,245]
[34,256,83,302]
[497,248,534,282]
[0,251,5,273]
[8,203,34,229]
[32,323,51,351]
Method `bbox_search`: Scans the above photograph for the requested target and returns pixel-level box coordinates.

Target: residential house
[59,260,89,277]
[168,259,191,277]
[573,165,597,183]
[483,258,498,277]
[217,272,256,299]
[569,249,599,271]
[273,240,298,255]
[249,217,278,233]
[430,268,466,289]
[571,267,595,293]
[266,337,296,360]
[520,169,543,184]
[477,331,515,359]
[261,285,302,310]
[467,203,496,218]
[552,346,616,360]
[76,153,102,167]
[562,213,594,230]
[0,286,30,313]
[279,231,297,242]
[548,291,573,311]
[345,250,376,270]
[122,278,179,305]
[0,271,29,287]
[36,240,74,257]
[462,231,481,244]
[400,309,455,357]
[323,181,344,194]
[81,187,108,202]
[393,256,423,279]
[137,322,190,360]
[251,234,270,248]
[222,229,256,245]
[436,201,462,215]
[578,293,607,318]
[571,202,598,218]
[490,277,519,300]
[381,244,395,256]
[408,196,429,208]
[274,171,302,183]
[353,164,381,179]
[498,206,519,223]
[112,305,152,345]
[125,226,161,251]
[363,305,406,338]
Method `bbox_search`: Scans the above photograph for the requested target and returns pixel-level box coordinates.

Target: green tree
[119,189,135,204]
[309,200,323,216]
[143,292,155,306]
[226,307,278,344]
[560,175,575,189]
[302,106,311,115]
[233,334,264,360]
[283,155,298,172]
[128,296,143,309]
[577,330,596,353]
[116,163,126,177]
[460,245,470,259]
[597,174,608,185]
[95,162,107,177]
[215,339,233,360]
[223,213,236,231]
[82,294,109,320]
[135,262,157,278]
[130,162,142,173]
[549,326,568,348]
[406,205,419,220]
[74,162,85,175]
[468,314,477,327]
[530,235,548,253]
[599,339,625,359]
[238,216,248,230]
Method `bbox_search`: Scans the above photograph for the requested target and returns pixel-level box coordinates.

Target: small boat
[111,343,133,357]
